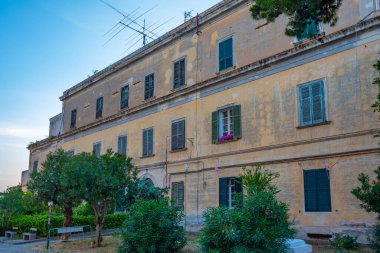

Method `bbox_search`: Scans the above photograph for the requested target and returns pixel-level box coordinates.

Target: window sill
[216,65,236,75]
[213,138,240,145]
[143,96,156,102]
[297,121,331,129]
[293,32,325,45]
[170,147,187,153]
[171,84,187,92]
[96,116,103,120]
[140,154,155,159]
[120,106,129,111]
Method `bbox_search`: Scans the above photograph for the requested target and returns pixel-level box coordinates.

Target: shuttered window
[96,97,103,119]
[304,169,331,212]
[171,181,184,211]
[212,105,242,144]
[70,109,77,129]
[32,161,38,173]
[171,119,186,151]
[117,136,127,156]
[219,37,234,71]
[173,59,185,89]
[219,177,242,208]
[93,142,101,158]
[144,74,154,100]
[298,80,326,127]
[296,19,321,41]
[120,85,129,109]
[142,128,154,157]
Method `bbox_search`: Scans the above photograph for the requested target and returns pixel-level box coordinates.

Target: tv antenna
[184,10,193,22]
[101,0,158,47]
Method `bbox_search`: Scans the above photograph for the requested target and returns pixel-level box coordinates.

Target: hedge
[9,213,127,237]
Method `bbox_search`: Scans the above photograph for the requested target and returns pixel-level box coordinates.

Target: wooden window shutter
[144,76,150,100]
[178,120,185,149]
[219,178,228,206]
[299,85,312,126]
[171,122,178,150]
[142,130,148,156]
[178,182,184,211]
[180,59,185,87]
[171,183,178,206]
[219,41,225,71]
[212,111,219,144]
[70,109,77,129]
[233,105,242,139]
[148,128,153,155]
[304,170,318,212]
[316,169,331,212]
[120,86,129,109]
[174,61,179,88]
[235,177,242,194]
[225,38,233,69]
[311,81,325,123]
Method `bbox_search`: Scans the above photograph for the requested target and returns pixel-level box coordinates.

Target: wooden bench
[5,227,18,239]
[23,228,37,241]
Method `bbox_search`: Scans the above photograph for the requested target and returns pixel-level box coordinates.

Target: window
[298,79,326,127]
[212,105,241,144]
[219,177,242,208]
[173,59,185,89]
[120,85,129,109]
[66,150,74,157]
[171,181,184,211]
[144,74,154,100]
[70,109,77,129]
[93,142,101,158]
[117,136,127,156]
[304,169,331,212]
[32,161,38,173]
[296,19,322,41]
[96,97,103,119]
[171,119,185,151]
[142,128,154,157]
[375,0,380,10]
[218,37,233,72]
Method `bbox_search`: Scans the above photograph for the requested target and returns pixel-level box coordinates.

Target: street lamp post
[47,201,53,251]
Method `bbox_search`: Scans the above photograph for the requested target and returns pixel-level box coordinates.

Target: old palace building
[22,0,380,243]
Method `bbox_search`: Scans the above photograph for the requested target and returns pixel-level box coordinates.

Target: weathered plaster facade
[24,0,380,243]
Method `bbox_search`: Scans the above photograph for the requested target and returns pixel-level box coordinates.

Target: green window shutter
[235,177,242,194]
[172,183,178,206]
[219,41,225,71]
[299,85,312,126]
[171,122,178,150]
[142,130,148,156]
[225,38,233,69]
[316,169,331,212]
[180,59,185,87]
[178,182,184,211]
[233,105,241,139]
[212,111,219,144]
[304,170,318,212]
[219,178,228,207]
[311,81,325,123]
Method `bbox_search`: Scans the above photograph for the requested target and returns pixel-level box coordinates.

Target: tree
[250,0,343,38]
[199,166,294,252]
[28,149,82,238]
[20,191,45,215]
[73,150,135,247]
[351,56,380,252]
[0,185,24,227]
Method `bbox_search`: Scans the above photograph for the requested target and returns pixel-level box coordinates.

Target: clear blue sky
[0,0,220,191]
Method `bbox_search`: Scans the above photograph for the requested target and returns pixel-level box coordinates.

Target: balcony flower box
[219,134,234,142]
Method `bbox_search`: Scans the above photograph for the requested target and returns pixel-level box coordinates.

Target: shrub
[0,225,5,236]
[330,233,359,252]
[369,223,380,253]
[9,213,127,237]
[117,198,186,253]
[199,166,294,253]
[73,203,93,216]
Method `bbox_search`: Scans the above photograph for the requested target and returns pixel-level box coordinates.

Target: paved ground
[0,229,118,253]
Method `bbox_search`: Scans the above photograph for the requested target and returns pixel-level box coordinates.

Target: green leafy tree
[199,165,294,252]
[72,149,135,247]
[28,149,82,237]
[117,198,186,253]
[21,191,45,215]
[351,57,380,252]
[250,0,343,38]
[0,185,24,227]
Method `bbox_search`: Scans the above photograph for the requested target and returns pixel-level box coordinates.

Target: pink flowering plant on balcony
[219,134,234,142]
